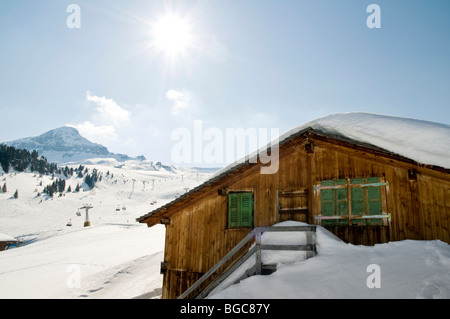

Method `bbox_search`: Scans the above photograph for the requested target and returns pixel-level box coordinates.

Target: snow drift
[209,221,450,299]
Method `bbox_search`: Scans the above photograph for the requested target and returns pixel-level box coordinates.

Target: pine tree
[13,189,18,199]
[2,183,6,193]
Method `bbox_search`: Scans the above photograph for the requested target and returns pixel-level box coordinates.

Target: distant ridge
[3,126,146,164]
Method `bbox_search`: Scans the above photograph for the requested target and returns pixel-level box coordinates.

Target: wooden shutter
[319,177,385,226]
[228,193,239,228]
[228,192,253,228]
[336,179,349,226]
[321,181,336,227]
[366,177,382,225]
[351,178,365,225]
[240,192,253,227]
[320,179,348,226]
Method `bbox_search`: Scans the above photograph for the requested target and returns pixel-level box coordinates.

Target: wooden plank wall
[160,136,450,298]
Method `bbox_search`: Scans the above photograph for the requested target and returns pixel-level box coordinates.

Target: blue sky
[0,0,449,165]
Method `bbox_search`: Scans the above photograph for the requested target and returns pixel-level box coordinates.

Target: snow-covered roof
[0,233,17,242]
[209,112,450,180]
[287,112,450,170]
[137,112,450,223]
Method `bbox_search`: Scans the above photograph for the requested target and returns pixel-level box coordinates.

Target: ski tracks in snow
[417,241,450,299]
[75,251,163,299]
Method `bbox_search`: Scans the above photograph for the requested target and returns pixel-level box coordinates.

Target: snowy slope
[0,161,214,299]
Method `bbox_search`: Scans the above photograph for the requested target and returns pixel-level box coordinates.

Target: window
[317,177,389,226]
[228,192,253,228]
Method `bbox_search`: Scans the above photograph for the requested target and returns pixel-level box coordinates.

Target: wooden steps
[178,225,317,299]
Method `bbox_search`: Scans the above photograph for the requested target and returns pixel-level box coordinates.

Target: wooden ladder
[178,225,317,299]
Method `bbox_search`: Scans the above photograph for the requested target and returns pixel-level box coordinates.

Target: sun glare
[152,14,193,58]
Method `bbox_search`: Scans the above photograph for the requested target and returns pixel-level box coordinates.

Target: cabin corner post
[306,141,315,225]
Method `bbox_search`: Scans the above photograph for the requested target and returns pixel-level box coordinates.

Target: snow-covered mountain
[3,126,146,164]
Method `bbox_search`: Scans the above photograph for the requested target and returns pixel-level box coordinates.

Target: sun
[151,13,193,58]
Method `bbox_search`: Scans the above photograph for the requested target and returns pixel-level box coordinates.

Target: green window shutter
[321,181,336,227]
[351,178,365,225]
[240,192,253,227]
[320,180,349,226]
[228,192,253,228]
[367,177,382,225]
[228,193,239,228]
[350,177,383,226]
[320,178,384,226]
[336,179,349,226]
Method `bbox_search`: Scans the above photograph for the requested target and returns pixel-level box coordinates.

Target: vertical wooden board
[420,175,436,240]
[439,181,450,243]
[313,147,323,181]
[427,177,438,240]
[187,209,196,272]
[408,178,421,239]
[164,222,173,266]
[415,175,427,239]
[436,181,450,243]
[446,187,450,243]
[428,178,441,241]
[433,179,449,242]
[398,169,413,239]
[175,213,186,270]
[387,168,401,241]
[339,153,350,179]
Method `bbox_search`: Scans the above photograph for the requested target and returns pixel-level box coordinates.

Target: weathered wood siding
[157,135,450,298]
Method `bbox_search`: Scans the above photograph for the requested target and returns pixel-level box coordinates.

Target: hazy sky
[0,0,449,165]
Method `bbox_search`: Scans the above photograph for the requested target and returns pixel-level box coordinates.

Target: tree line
[0,145,103,198]
[0,144,57,174]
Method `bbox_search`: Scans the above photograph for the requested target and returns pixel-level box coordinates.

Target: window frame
[315,177,390,227]
[227,191,254,229]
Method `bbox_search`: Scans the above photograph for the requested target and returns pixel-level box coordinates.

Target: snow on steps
[179,222,317,299]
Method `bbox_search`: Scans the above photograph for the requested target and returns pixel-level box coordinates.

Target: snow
[209,221,450,299]
[0,162,214,299]
[0,233,17,242]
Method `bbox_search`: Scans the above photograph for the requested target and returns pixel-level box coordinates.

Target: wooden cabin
[137,125,450,299]
[0,233,18,251]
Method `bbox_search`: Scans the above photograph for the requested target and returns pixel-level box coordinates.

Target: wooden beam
[160,218,171,225]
